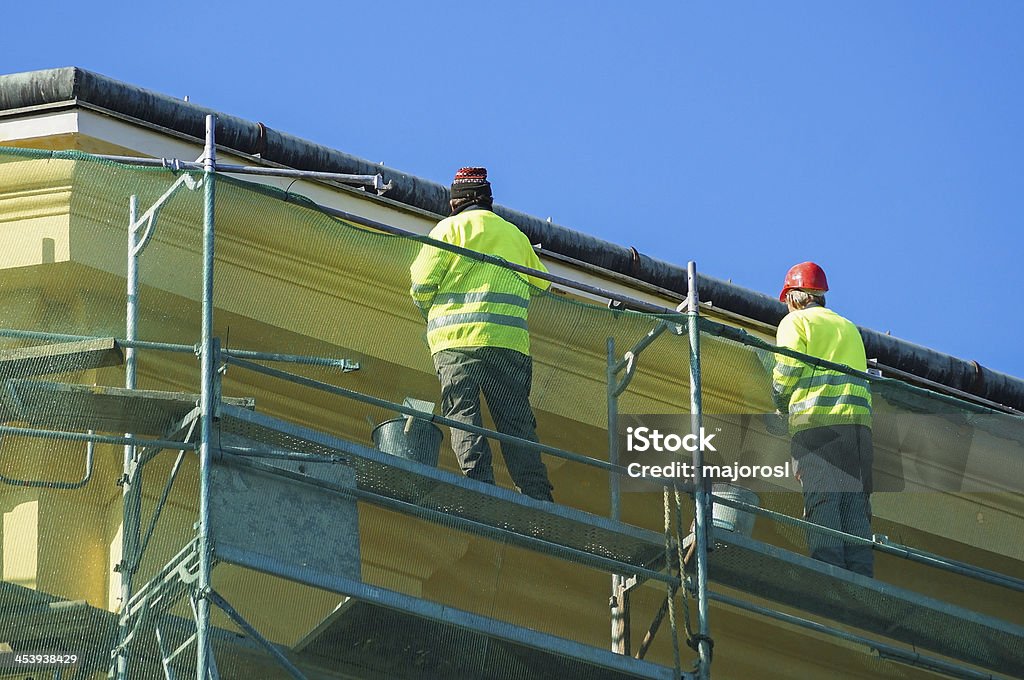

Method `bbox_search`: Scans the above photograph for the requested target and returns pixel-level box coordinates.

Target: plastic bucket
[371,417,442,467]
[711,483,760,537]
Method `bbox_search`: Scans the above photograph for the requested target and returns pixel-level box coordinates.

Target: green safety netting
[0,147,1021,680]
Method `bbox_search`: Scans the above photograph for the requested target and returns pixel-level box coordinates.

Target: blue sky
[5,1,1022,377]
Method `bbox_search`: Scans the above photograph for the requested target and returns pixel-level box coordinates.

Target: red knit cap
[453,167,488,184]
[450,166,492,202]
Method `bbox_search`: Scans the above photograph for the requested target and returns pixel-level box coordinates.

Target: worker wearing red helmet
[772,262,875,576]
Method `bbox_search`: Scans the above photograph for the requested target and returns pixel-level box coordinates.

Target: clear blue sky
[6,1,1022,377]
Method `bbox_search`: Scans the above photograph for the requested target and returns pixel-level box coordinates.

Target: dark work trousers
[433,347,554,501]
[792,424,874,577]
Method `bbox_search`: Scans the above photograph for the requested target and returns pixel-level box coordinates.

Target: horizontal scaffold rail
[217,403,676,584]
[695,530,1024,677]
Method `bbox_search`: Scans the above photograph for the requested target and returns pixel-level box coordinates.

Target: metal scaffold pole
[687,261,712,679]
[196,114,218,680]
[608,338,621,524]
[608,337,629,654]
[115,195,142,680]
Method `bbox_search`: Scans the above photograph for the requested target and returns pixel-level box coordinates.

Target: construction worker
[410,167,554,501]
[772,262,874,576]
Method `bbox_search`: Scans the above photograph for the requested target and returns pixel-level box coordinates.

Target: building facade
[0,68,1021,680]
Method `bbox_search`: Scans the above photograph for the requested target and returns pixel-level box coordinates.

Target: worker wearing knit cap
[410,167,554,501]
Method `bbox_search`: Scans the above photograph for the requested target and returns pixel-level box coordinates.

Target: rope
[663,485,682,675]
[674,487,697,644]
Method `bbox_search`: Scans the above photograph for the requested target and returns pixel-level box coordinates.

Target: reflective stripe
[428,312,529,333]
[797,373,870,391]
[774,362,803,377]
[411,283,438,310]
[433,291,529,308]
[789,393,872,414]
[410,210,548,355]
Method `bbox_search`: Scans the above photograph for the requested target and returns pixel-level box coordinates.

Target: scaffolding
[0,117,1022,680]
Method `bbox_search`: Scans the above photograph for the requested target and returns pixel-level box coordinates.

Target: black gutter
[1,66,1022,411]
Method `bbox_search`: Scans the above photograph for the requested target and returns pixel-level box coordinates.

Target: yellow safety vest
[410,209,549,355]
[773,305,872,432]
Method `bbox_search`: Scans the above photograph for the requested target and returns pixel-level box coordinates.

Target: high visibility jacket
[773,305,872,432]
[410,209,549,355]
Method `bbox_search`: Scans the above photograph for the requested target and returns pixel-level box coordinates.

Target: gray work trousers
[792,424,874,577]
[433,347,553,501]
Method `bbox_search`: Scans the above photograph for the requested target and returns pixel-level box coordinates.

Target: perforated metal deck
[0,582,296,679]
[706,531,1024,676]
[1,379,255,435]
[0,582,679,680]
[0,338,123,379]
[0,582,116,676]
[294,598,677,680]
[217,404,669,575]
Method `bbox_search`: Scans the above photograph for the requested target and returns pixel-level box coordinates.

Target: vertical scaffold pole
[126,195,140,387]
[126,195,139,390]
[196,114,217,680]
[116,196,142,680]
[687,261,712,679]
[607,338,629,654]
[608,338,621,522]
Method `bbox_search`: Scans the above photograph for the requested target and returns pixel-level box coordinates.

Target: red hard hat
[779,262,828,301]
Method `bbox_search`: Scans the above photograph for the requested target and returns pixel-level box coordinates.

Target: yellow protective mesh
[0,147,1020,679]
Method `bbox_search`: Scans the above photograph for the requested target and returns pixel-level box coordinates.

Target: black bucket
[371,417,442,467]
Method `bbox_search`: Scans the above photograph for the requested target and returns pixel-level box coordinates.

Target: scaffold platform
[703,530,1024,677]
[5,377,1021,679]
[1,379,254,434]
[293,597,677,680]
[0,338,123,379]
[217,403,671,577]
[0,381,683,677]
[0,580,680,680]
